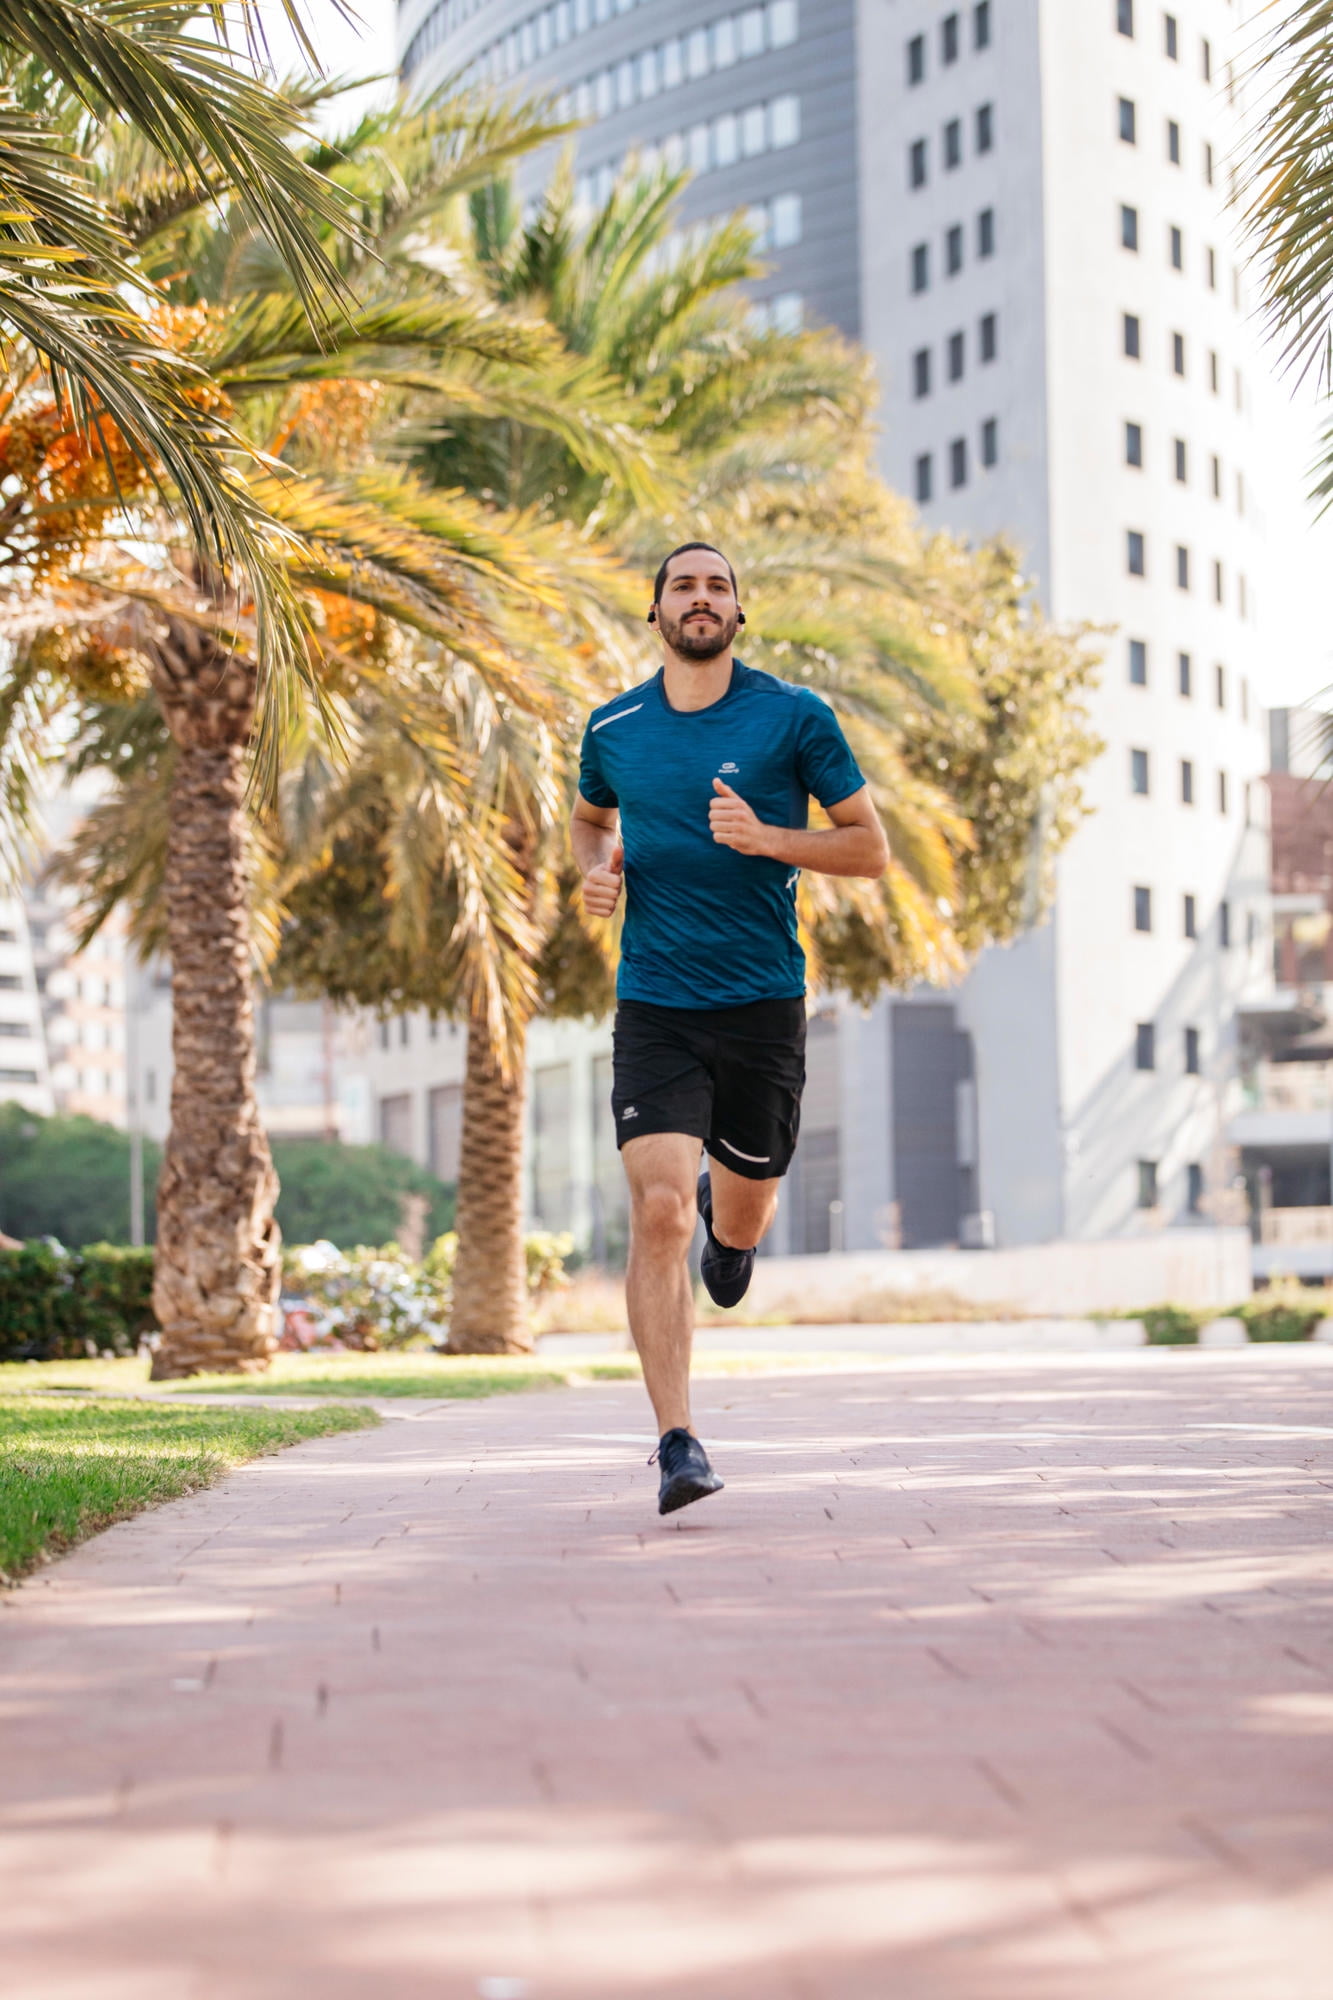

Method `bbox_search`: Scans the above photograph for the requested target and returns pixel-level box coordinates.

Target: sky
[254,2,1333,712]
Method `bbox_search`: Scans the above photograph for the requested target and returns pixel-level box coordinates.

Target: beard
[658,605,740,660]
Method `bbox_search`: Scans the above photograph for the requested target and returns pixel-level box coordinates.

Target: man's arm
[571,791,624,916]
[707,780,889,878]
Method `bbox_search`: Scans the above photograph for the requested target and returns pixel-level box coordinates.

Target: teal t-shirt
[578,660,865,1009]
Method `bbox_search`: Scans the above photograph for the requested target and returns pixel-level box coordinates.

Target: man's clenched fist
[582,842,624,918]
[708,778,770,855]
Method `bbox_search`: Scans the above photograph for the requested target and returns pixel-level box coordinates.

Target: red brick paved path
[2,1350,1332,1999]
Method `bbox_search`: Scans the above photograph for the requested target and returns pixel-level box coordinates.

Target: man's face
[655,553,741,660]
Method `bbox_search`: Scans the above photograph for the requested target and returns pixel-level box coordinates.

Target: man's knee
[631,1180,696,1254]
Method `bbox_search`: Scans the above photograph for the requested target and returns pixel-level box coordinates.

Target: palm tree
[268,160,1053,1352]
[0,1,367,708]
[1243,0,1333,499]
[2,83,652,1374]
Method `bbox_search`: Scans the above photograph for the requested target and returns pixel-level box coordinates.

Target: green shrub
[0,1242,156,1361]
[1140,1304,1203,1345]
[1237,1292,1319,1343]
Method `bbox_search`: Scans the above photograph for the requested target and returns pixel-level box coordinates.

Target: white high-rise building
[862,0,1276,1241]
[391,0,1290,1252]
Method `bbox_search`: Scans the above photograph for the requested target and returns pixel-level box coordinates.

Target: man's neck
[660,647,736,713]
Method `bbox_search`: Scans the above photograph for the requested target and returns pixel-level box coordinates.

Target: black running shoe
[697,1168,756,1309]
[653,1427,724,1515]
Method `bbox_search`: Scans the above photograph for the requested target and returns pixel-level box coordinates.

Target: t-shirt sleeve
[578,716,619,809]
[795,693,864,808]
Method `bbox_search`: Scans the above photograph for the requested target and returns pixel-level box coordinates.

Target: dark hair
[652,542,738,603]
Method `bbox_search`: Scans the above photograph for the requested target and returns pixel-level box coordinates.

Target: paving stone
[1,1349,1331,1998]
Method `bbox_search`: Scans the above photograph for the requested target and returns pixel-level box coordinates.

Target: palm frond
[0,0,355,316]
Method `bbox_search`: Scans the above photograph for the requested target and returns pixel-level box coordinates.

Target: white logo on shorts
[621,1105,638,1120]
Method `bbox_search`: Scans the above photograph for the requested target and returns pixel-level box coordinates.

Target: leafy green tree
[0,1103,160,1245]
[269,1139,454,1250]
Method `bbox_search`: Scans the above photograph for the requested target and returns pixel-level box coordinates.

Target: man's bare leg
[623,1133,701,1435]
[706,1152,782,1251]
[623,1136,786,1435]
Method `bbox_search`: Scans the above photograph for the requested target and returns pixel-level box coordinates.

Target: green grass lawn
[0,1396,378,1583]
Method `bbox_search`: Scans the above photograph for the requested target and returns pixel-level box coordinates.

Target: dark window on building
[911,242,930,292]
[1117,0,1134,35]
[1202,36,1211,81]
[980,311,998,360]
[942,12,960,62]
[1125,420,1143,466]
[944,119,961,169]
[1170,224,1183,269]
[976,102,994,152]
[1119,96,1137,142]
[1178,650,1192,696]
[974,2,991,50]
[1181,758,1194,803]
[1135,1022,1156,1070]
[946,223,964,274]
[1137,1159,1159,1208]
[1213,558,1224,604]
[1123,312,1141,357]
[908,33,926,84]
[913,347,932,398]
[1176,544,1190,589]
[1134,884,1152,932]
[1131,747,1150,794]
[977,207,996,256]
[1187,1160,1204,1213]
[915,452,933,503]
[1121,204,1139,250]
[950,435,968,487]
[1174,436,1187,481]
[1167,118,1181,163]
[1127,529,1146,575]
[1219,900,1231,948]
[948,329,965,380]
[1204,140,1214,185]
[1211,453,1221,496]
[1208,348,1219,391]
[1207,245,1217,288]
[1183,891,1197,938]
[1129,637,1148,685]
[1218,769,1229,814]
[910,137,928,187]
[981,416,998,466]
[1164,12,1178,58]
[1172,330,1186,374]
[1215,662,1225,707]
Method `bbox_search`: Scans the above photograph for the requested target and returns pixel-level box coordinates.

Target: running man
[572,544,889,1514]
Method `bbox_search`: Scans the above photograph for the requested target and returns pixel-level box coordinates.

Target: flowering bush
[282,1231,574,1350]
[281,1240,449,1350]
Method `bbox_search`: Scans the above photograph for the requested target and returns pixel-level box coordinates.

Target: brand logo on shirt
[621,1105,638,1120]
[718,761,739,775]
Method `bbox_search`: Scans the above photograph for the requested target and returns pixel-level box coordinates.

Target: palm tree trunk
[146,621,280,1379]
[448,1006,531,1354]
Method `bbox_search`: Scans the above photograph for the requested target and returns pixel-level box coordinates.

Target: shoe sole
[659,1472,725,1516]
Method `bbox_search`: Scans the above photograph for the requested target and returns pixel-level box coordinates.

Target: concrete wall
[745,1226,1253,1316]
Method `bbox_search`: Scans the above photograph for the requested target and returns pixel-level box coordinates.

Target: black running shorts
[610,996,807,1181]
